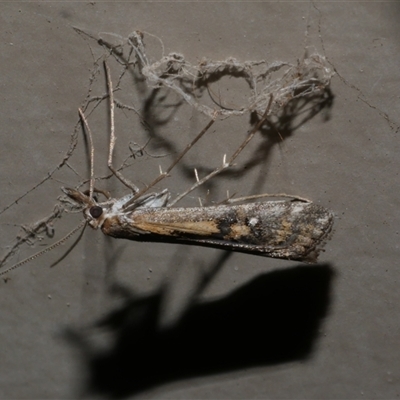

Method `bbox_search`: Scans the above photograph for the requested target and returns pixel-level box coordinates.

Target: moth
[63,186,333,263]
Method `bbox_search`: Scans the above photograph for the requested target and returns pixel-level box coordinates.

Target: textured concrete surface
[1,2,399,399]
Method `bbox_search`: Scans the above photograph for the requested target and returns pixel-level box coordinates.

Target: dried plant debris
[78,29,334,119]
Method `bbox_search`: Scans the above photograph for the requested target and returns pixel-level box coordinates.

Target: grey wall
[1,2,399,399]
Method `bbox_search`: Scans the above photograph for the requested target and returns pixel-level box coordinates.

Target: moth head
[62,187,110,230]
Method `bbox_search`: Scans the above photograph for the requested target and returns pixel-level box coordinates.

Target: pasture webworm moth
[63,186,333,262]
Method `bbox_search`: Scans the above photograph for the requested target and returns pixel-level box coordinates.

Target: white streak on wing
[249,217,258,226]
[111,193,134,213]
[140,192,169,208]
[291,202,308,216]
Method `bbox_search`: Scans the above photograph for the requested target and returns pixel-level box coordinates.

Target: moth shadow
[62,262,335,398]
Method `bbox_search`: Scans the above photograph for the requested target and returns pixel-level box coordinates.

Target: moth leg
[104,61,140,193]
[77,108,95,200]
[169,96,274,207]
[223,192,311,205]
[121,116,217,210]
[82,188,111,200]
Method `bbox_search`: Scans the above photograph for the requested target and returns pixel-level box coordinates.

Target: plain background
[1,2,400,399]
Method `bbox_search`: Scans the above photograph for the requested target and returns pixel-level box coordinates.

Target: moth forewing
[85,196,334,263]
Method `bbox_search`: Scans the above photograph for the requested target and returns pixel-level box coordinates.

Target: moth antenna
[78,108,95,200]
[104,61,139,193]
[0,220,87,277]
